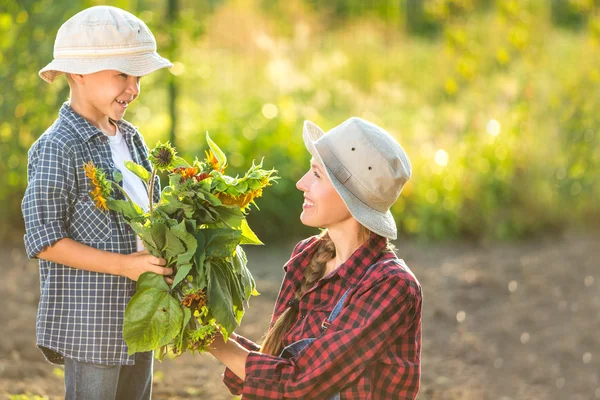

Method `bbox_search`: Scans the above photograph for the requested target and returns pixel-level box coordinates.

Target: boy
[22,6,173,399]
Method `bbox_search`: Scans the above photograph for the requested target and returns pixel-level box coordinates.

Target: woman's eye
[120,73,128,78]
[313,171,320,178]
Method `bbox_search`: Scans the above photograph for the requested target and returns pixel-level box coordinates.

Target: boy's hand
[120,250,171,282]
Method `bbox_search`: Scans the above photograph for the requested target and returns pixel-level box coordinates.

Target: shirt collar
[59,102,137,142]
[333,233,389,288]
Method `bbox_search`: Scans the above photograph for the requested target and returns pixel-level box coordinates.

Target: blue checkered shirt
[21,103,159,366]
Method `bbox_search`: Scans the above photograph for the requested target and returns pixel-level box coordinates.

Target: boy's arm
[38,238,172,281]
[23,137,171,281]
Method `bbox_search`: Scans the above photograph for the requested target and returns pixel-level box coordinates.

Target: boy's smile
[68,70,141,134]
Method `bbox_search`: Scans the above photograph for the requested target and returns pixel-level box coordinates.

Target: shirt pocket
[69,195,112,244]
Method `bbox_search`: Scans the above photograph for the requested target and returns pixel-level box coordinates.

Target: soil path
[1,233,598,399]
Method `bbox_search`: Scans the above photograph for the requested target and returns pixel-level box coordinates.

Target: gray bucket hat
[303,117,411,240]
[39,6,172,83]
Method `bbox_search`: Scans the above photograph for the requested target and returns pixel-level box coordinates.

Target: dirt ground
[1,232,598,400]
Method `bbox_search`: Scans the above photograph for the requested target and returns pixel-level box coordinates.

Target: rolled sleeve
[24,220,69,259]
[22,138,75,258]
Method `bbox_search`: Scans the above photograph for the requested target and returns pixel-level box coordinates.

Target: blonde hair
[260,225,392,356]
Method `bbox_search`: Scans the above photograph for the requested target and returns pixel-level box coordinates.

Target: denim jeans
[64,351,153,400]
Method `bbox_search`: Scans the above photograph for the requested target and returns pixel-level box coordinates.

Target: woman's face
[296,158,353,229]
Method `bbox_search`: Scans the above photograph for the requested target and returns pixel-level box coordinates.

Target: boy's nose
[127,77,140,95]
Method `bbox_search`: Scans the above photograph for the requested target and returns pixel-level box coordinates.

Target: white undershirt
[107,125,149,252]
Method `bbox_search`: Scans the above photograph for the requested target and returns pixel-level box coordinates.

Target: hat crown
[54,6,156,58]
[315,117,411,212]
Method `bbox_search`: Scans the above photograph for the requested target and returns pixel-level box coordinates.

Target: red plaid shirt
[223,234,422,399]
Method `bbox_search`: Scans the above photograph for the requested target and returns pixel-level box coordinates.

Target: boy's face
[71,70,141,122]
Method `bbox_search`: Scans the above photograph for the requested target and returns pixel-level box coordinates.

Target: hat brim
[302,120,397,240]
[39,52,173,83]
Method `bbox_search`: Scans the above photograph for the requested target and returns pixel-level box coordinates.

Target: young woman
[209,117,422,399]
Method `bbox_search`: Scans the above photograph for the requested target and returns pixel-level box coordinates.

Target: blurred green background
[1,0,599,245]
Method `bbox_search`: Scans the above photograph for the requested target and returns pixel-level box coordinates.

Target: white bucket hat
[303,117,412,240]
[39,6,172,83]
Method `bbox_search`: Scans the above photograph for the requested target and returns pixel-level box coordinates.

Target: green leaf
[171,220,198,264]
[172,263,192,289]
[195,231,207,287]
[172,155,191,168]
[164,228,186,260]
[206,260,238,334]
[204,228,242,259]
[106,199,144,221]
[206,131,227,169]
[150,221,168,252]
[137,271,170,292]
[239,218,263,245]
[177,307,192,352]
[112,169,123,184]
[123,288,183,354]
[125,160,151,182]
[215,205,244,229]
[232,246,258,299]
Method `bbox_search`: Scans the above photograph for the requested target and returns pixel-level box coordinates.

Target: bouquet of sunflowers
[84,133,277,358]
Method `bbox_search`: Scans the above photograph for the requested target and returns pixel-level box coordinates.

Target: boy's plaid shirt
[21,103,159,365]
[223,234,422,399]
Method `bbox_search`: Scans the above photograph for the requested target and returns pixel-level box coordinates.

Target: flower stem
[148,169,157,212]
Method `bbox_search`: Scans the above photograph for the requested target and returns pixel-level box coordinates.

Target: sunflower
[173,166,199,181]
[83,162,112,211]
[205,150,225,173]
[150,142,177,172]
[216,189,263,209]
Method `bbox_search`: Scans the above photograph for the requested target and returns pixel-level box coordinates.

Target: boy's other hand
[121,250,171,282]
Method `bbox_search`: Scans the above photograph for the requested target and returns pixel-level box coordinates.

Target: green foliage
[97,138,275,357]
[2,0,599,244]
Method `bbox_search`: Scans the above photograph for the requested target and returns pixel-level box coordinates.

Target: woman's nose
[296,172,309,192]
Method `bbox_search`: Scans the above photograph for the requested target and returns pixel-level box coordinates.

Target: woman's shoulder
[363,253,422,297]
[282,235,321,273]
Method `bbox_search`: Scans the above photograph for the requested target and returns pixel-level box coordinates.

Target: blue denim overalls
[278,262,382,400]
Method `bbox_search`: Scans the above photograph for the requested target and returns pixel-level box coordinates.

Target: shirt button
[300,313,306,319]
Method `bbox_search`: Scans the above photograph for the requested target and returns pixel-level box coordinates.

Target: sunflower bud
[149,142,177,171]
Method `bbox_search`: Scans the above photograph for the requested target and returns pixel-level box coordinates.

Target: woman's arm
[211,272,421,400]
[209,332,250,380]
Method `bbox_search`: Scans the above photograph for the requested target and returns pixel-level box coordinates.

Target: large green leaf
[204,228,242,259]
[106,199,144,221]
[206,260,238,334]
[124,160,151,182]
[232,246,258,299]
[123,288,183,355]
[137,271,170,292]
[148,221,168,252]
[177,307,192,352]
[214,205,244,229]
[164,228,186,260]
[171,220,197,264]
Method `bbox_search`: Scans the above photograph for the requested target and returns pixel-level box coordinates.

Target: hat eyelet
[368,166,372,170]
[351,147,355,151]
